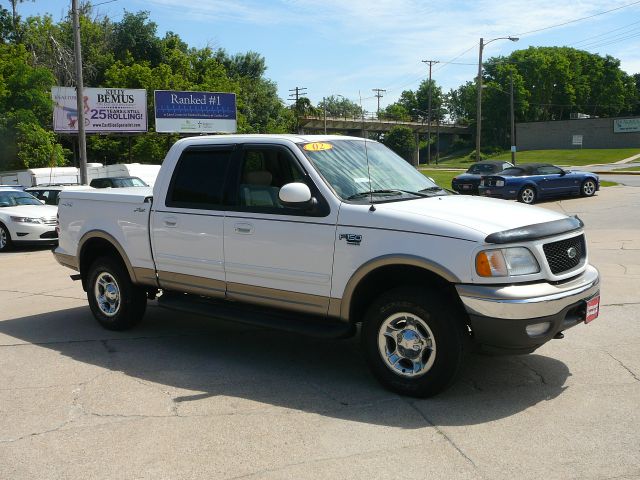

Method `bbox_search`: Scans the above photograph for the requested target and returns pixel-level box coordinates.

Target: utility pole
[476,36,519,162]
[372,88,386,117]
[288,86,307,133]
[510,72,516,165]
[72,0,88,185]
[422,60,439,165]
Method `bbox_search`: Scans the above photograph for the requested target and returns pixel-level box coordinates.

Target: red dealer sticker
[585,295,600,323]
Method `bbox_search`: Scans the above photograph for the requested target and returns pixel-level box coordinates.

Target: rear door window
[166,147,233,210]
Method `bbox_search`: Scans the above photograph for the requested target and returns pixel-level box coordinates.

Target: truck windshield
[299,140,445,202]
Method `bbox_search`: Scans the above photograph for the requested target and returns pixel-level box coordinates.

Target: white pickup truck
[54,135,600,397]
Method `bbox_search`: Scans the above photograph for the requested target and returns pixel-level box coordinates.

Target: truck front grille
[543,234,586,275]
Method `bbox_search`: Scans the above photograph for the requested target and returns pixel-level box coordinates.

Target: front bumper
[456,264,600,354]
[8,222,58,245]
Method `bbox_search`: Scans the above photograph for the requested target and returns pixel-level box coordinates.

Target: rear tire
[518,186,536,204]
[361,287,467,398]
[0,223,12,252]
[581,179,596,197]
[87,256,147,330]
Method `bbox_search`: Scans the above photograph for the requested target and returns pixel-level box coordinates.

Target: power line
[515,0,640,37]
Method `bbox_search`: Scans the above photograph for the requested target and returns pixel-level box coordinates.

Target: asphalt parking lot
[1,187,639,479]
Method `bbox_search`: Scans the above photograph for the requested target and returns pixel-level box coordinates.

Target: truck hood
[0,204,58,219]
[371,194,568,241]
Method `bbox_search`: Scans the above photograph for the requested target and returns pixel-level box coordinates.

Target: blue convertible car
[478,163,599,204]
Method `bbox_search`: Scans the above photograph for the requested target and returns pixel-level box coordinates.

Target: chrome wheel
[94,272,121,317]
[582,180,596,196]
[377,312,436,378]
[519,187,535,204]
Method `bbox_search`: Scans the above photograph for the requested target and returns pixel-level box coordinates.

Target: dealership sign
[154,90,237,133]
[52,87,147,133]
[614,118,640,133]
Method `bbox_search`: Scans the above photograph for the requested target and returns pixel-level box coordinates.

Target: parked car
[479,163,599,204]
[90,176,148,188]
[25,185,92,206]
[451,160,513,194]
[0,189,58,251]
[54,135,600,398]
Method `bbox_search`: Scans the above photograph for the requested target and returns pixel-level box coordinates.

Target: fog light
[526,322,551,337]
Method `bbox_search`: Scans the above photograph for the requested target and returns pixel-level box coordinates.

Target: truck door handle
[234,223,254,234]
[163,216,177,228]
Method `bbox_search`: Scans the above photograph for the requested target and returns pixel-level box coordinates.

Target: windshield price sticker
[303,142,333,152]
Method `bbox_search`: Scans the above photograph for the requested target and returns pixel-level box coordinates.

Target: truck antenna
[359,90,375,212]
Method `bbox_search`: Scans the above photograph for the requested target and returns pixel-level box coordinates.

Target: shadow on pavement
[0,304,571,428]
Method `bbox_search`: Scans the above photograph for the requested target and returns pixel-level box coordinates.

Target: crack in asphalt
[223,440,439,480]
[0,288,85,301]
[606,352,640,382]
[0,333,212,349]
[514,359,547,385]
[404,400,480,472]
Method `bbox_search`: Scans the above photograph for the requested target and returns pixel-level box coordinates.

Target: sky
[11,0,640,113]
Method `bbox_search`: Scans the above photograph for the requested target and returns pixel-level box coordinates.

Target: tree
[379,103,410,121]
[112,11,162,66]
[317,95,363,118]
[382,126,416,163]
[15,122,68,168]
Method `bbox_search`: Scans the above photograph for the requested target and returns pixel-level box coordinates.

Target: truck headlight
[476,247,540,277]
[10,216,44,224]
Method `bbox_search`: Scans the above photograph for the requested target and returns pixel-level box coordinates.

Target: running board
[157,292,356,339]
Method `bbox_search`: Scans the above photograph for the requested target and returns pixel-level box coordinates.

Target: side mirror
[559,169,566,176]
[279,182,312,207]
[40,199,46,204]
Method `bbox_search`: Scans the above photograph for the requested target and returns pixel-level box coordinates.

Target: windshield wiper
[346,189,405,200]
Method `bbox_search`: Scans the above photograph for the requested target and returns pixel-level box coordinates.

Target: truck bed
[56,187,155,275]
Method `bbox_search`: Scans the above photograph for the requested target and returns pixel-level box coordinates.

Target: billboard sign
[52,87,147,133]
[614,118,640,133]
[154,90,237,133]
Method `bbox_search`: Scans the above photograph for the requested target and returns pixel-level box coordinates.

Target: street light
[476,35,518,162]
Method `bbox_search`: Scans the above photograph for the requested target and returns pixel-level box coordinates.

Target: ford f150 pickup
[54,135,601,397]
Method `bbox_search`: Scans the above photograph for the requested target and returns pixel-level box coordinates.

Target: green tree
[379,103,410,121]
[318,95,363,118]
[15,122,68,168]
[382,126,416,163]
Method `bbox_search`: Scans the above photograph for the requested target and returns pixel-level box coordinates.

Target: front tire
[87,256,147,330]
[361,287,467,398]
[518,186,536,204]
[0,223,12,252]
[581,179,597,197]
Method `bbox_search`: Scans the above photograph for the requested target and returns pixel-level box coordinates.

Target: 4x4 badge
[339,233,362,246]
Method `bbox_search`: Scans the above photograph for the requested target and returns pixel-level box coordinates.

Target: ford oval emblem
[567,247,578,259]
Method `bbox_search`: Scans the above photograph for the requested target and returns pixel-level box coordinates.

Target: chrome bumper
[456,265,600,321]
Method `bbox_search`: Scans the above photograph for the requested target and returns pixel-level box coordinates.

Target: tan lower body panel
[226,282,333,317]
[132,267,159,288]
[157,271,226,299]
[154,271,344,320]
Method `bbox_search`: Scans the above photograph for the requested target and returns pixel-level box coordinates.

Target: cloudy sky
[15,0,640,112]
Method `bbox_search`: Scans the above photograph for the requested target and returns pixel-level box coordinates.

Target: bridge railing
[300,113,468,129]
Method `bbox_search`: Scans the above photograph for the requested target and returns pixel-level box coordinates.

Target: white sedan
[0,190,58,251]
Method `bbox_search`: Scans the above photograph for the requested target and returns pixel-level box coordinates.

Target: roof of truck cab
[174,134,371,145]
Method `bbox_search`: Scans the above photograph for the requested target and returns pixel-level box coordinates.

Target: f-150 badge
[339,233,362,246]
